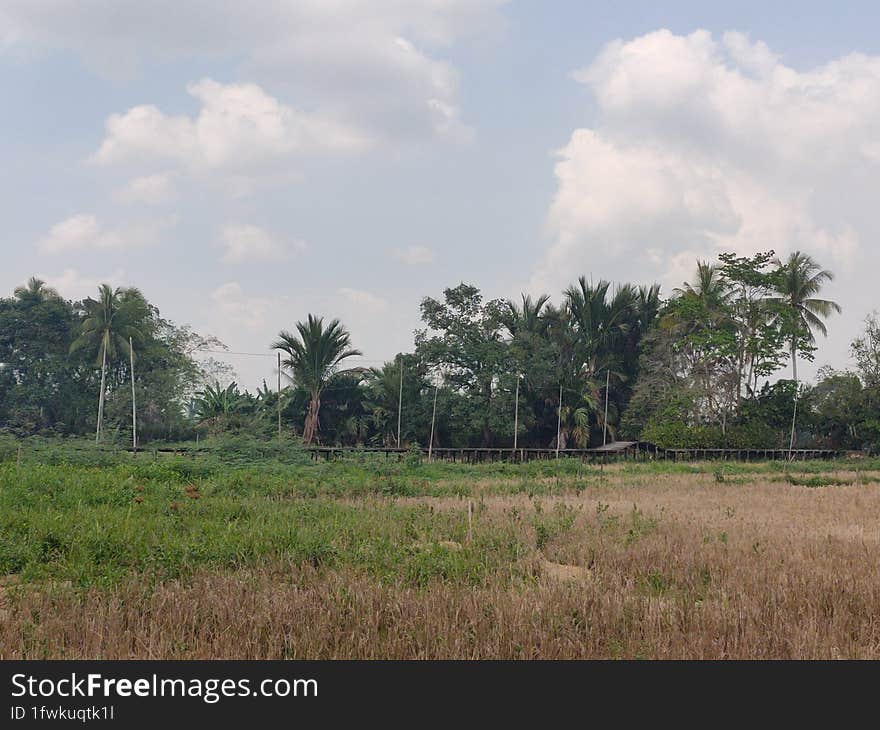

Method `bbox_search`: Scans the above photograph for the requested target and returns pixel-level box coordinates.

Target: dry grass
[4,470,880,659]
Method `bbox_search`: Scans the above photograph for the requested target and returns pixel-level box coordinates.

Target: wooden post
[513,373,521,454]
[603,368,610,446]
[428,386,438,462]
[129,336,137,451]
[555,382,563,459]
[467,500,473,543]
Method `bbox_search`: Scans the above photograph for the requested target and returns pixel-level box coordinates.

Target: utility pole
[397,357,403,449]
[513,373,521,454]
[428,386,438,461]
[96,339,107,443]
[788,347,799,461]
[277,351,282,439]
[129,336,137,451]
[556,382,563,459]
[603,368,610,446]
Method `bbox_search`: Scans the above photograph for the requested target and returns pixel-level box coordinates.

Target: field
[2,439,880,659]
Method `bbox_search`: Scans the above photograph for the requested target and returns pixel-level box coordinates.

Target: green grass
[0,458,529,588]
[2,435,879,589]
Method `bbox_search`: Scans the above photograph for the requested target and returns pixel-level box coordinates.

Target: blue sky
[3,1,879,388]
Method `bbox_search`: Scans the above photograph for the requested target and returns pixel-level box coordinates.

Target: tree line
[1,250,878,451]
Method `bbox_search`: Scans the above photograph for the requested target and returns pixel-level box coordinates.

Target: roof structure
[591,441,655,453]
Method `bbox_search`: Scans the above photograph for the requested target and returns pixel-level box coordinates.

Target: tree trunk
[303,394,321,445]
[788,342,798,458]
[95,338,108,443]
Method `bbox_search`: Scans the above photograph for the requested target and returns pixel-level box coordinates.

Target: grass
[0,461,525,587]
[3,437,880,658]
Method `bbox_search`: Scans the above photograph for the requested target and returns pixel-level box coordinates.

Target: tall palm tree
[634,284,662,334]
[564,278,637,363]
[565,279,635,381]
[273,315,361,445]
[364,359,406,446]
[501,293,550,337]
[673,261,731,307]
[70,284,150,442]
[769,251,841,454]
[13,277,59,306]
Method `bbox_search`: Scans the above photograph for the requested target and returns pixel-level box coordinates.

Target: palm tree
[769,252,841,454]
[564,278,636,365]
[501,293,550,337]
[13,277,59,306]
[554,379,617,449]
[272,315,361,445]
[633,284,662,334]
[364,360,403,446]
[565,278,633,384]
[69,284,150,442]
[673,261,732,309]
[193,381,247,432]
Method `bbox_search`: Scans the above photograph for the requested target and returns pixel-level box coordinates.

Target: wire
[199,349,273,357]
[197,348,388,364]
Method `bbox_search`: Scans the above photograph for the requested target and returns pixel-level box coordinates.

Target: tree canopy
[1,251,874,452]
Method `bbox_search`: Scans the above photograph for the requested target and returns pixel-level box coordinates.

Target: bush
[641,419,782,449]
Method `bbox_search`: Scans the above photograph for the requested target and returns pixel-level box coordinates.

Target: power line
[198,348,386,364]
[199,349,275,358]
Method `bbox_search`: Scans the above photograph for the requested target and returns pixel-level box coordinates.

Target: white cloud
[338,287,388,314]
[94,79,371,179]
[220,224,306,264]
[38,213,172,253]
[113,173,174,205]
[393,245,436,265]
[210,282,270,331]
[39,214,120,253]
[4,2,501,144]
[534,29,880,294]
[38,268,127,301]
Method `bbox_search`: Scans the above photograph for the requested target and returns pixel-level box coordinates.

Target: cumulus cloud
[220,224,306,264]
[210,282,271,331]
[533,29,880,294]
[393,245,436,265]
[38,213,172,253]
[39,214,120,253]
[113,173,175,205]
[3,1,501,144]
[94,79,370,181]
[38,268,127,300]
[338,288,388,314]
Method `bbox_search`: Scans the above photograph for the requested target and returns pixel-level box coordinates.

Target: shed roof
[592,441,638,452]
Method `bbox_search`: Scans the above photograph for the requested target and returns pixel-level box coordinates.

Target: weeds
[3,440,880,659]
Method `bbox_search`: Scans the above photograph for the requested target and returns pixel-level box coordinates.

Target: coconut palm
[673,261,731,305]
[272,315,361,445]
[13,277,59,306]
[69,284,150,442]
[769,251,841,454]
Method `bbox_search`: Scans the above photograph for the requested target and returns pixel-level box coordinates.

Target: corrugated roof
[592,441,639,452]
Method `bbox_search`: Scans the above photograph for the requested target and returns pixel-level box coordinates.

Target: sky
[3,0,880,389]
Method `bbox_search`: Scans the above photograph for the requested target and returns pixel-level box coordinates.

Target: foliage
[0,250,866,451]
[273,315,361,444]
[0,279,225,443]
